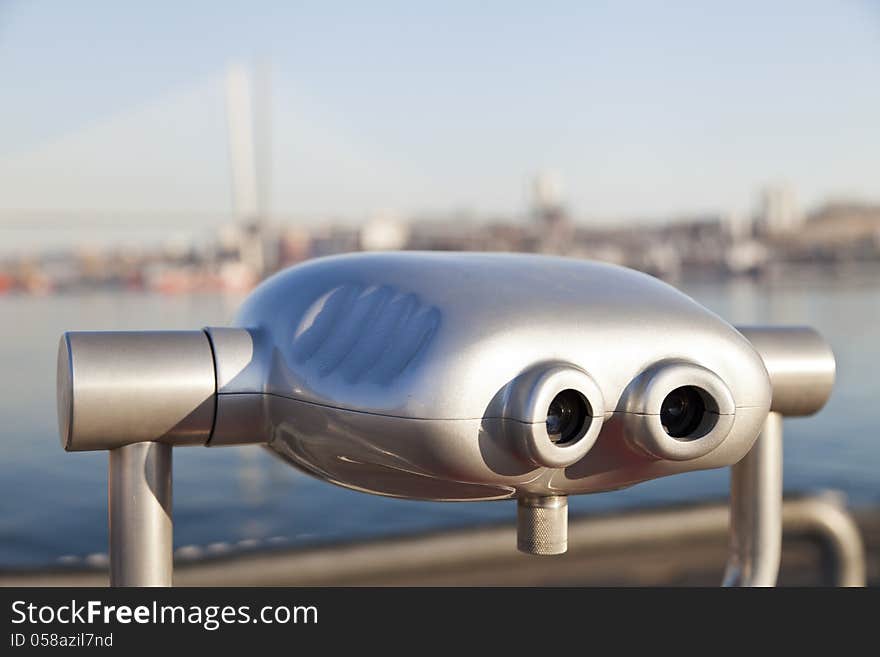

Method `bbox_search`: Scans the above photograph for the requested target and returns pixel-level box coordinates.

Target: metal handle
[724,326,839,587]
[58,328,263,587]
[58,331,216,451]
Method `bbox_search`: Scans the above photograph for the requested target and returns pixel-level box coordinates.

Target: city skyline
[1,1,879,253]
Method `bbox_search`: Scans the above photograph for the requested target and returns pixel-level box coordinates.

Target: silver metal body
[108,442,173,587]
[54,252,842,584]
[224,253,772,498]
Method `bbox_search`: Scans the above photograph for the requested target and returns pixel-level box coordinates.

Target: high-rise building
[531,172,564,225]
[758,183,802,236]
[530,171,574,254]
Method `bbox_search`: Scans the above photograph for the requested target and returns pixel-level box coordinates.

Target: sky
[0,0,879,252]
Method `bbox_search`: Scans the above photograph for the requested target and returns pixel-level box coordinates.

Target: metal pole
[723,411,782,587]
[109,442,173,587]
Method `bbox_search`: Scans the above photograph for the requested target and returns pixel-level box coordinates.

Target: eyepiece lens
[660,386,706,439]
[546,390,590,444]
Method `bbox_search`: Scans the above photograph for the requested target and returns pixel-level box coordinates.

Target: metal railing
[0,493,865,587]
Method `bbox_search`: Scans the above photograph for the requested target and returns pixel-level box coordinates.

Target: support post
[517,495,568,555]
[109,442,173,587]
[723,411,782,587]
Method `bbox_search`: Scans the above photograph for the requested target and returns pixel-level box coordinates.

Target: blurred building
[360,212,409,251]
[758,183,802,236]
[531,171,574,253]
[724,211,755,243]
[276,225,311,268]
[791,202,880,261]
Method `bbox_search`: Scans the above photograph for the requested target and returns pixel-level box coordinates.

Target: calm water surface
[0,270,877,567]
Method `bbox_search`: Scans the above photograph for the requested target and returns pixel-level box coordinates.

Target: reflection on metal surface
[291,284,441,385]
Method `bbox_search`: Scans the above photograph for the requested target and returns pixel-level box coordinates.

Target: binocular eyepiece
[546,390,590,444]
[661,387,706,438]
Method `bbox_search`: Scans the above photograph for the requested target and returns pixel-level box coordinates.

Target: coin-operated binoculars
[57,253,835,586]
